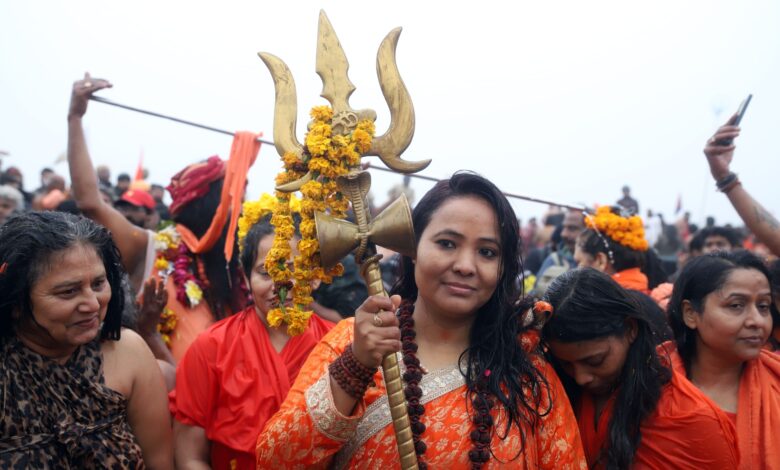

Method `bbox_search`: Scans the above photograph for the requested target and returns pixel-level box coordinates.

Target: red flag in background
[134,150,144,182]
[674,194,682,215]
[130,149,150,191]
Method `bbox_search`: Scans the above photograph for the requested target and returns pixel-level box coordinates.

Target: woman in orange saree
[256,173,586,469]
[541,268,738,469]
[668,251,780,469]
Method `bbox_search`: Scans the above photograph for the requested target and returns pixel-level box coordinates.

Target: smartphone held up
[716,94,752,146]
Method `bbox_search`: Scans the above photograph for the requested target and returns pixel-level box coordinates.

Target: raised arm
[67,73,150,290]
[704,117,780,256]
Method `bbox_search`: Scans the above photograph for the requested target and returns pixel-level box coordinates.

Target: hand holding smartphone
[716,94,752,146]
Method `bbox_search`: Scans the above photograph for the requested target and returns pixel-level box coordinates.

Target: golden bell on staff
[259,10,430,470]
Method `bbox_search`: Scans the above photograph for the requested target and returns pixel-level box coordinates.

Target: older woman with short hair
[0,211,172,468]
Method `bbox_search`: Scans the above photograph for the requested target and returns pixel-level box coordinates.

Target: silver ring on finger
[83,81,93,88]
[372,313,383,327]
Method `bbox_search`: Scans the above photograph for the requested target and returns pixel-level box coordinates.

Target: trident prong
[257,52,304,160]
[264,10,428,193]
[367,27,431,173]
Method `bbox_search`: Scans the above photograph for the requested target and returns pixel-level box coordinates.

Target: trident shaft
[261,10,423,469]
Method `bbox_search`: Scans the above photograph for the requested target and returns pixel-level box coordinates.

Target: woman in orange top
[542,268,738,469]
[171,215,333,469]
[256,173,586,469]
[668,251,780,468]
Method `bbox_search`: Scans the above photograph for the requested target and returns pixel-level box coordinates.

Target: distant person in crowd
[575,206,651,293]
[541,268,737,469]
[0,166,33,208]
[97,164,112,190]
[697,226,742,254]
[617,184,639,214]
[115,173,131,198]
[675,211,692,243]
[706,215,716,228]
[520,216,539,257]
[704,116,780,257]
[0,184,24,225]
[149,183,171,221]
[170,213,333,469]
[0,211,173,468]
[767,259,780,352]
[35,167,54,195]
[668,251,780,468]
[34,174,67,210]
[533,209,585,295]
[114,188,157,229]
[644,209,663,247]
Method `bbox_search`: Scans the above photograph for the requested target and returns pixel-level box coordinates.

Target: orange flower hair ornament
[584,206,649,252]
[521,300,554,329]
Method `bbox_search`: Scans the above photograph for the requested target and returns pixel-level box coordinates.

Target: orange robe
[160,273,216,362]
[577,354,739,469]
[668,346,780,469]
[256,318,587,469]
[611,267,649,294]
[170,307,333,469]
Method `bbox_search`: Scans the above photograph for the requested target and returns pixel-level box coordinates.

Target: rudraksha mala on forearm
[329,343,376,399]
[398,299,497,470]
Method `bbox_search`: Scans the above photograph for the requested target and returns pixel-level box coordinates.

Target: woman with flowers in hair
[574,206,653,294]
[67,74,261,364]
[540,268,738,469]
[170,195,333,469]
[257,172,586,469]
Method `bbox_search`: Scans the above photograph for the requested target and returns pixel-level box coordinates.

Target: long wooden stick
[89,96,585,212]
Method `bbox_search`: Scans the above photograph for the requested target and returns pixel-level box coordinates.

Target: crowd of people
[0,74,778,469]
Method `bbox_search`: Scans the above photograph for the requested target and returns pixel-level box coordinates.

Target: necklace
[398,300,494,469]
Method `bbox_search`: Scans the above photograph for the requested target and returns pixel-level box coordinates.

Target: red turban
[167,156,226,217]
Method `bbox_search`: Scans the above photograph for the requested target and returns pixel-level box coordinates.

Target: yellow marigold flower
[301,180,324,198]
[298,239,319,258]
[154,258,169,271]
[310,106,333,122]
[352,128,372,154]
[300,219,316,238]
[266,308,285,328]
[308,157,331,174]
[185,280,203,306]
[282,151,301,169]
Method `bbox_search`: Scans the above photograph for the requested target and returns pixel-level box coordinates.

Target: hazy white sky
[1,0,778,226]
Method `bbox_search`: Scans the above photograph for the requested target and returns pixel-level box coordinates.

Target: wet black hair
[0,211,125,340]
[240,214,276,280]
[173,179,245,318]
[391,171,550,456]
[577,228,645,272]
[668,251,773,371]
[541,268,671,470]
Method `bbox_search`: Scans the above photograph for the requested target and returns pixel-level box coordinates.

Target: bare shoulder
[102,328,157,397]
[102,328,153,360]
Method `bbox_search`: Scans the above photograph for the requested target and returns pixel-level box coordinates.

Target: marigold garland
[157,307,177,347]
[150,224,208,349]
[265,106,374,335]
[237,192,301,254]
[153,225,205,307]
[584,206,649,251]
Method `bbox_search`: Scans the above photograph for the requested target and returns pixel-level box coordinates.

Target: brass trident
[258,10,428,470]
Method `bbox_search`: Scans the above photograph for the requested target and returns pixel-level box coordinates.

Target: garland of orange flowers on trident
[265,106,375,335]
